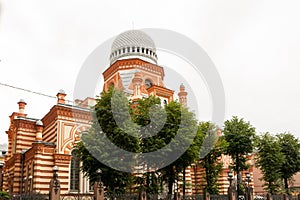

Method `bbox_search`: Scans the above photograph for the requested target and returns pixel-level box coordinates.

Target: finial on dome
[58,89,65,94]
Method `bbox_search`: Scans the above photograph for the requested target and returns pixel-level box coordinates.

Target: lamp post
[49,165,60,200]
[113,177,118,200]
[245,172,251,200]
[228,170,235,200]
[28,175,33,194]
[96,169,102,194]
[52,166,60,195]
[24,177,27,194]
[245,172,251,187]
[228,170,234,187]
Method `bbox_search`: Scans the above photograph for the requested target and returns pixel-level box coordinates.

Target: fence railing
[254,193,300,200]
[60,193,94,200]
[9,193,49,200]
[8,192,300,200]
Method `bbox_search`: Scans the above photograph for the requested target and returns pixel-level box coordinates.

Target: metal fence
[9,193,49,200]
[104,193,139,200]
[254,193,300,200]
[60,193,94,200]
[210,194,228,200]
[9,192,300,200]
[9,193,94,200]
[102,193,204,200]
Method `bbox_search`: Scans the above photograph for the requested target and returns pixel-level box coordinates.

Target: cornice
[54,153,71,164]
[103,58,165,81]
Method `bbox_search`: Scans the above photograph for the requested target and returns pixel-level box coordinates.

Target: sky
[0,0,300,143]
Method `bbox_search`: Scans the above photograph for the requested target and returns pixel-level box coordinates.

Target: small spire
[178,83,188,107]
[35,120,44,141]
[18,99,27,114]
[56,89,67,104]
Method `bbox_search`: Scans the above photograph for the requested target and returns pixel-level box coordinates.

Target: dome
[110,30,158,64]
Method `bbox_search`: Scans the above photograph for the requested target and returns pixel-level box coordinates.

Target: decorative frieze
[54,154,71,164]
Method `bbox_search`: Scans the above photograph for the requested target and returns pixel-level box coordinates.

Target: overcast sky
[0,0,300,143]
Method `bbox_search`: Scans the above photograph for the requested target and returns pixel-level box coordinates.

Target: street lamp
[228,170,234,187]
[23,177,27,194]
[52,166,60,194]
[245,172,251,200]
[28,175,33,194]
[96,169,102,194]
[245,172,251,187]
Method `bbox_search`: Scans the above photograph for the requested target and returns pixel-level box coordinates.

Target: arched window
[144,79,153,89]
[164,99,167,105]
[109,82,115,88]
[70,151,80,191]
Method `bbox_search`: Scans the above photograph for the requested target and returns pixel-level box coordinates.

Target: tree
[276,133,300,194]
[255,133,284,194]
[154,101,201,195]
[198,122,227,194]
[75,88,201,195]
[223,116,256,194]
[74,88,140,194]
[0,191,9,200]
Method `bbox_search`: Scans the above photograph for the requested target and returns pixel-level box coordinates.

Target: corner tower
[178,83,188,107]
[103,30,174,105]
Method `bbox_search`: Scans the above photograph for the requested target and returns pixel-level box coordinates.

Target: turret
[178,83,187,106]
[56,89,66,104]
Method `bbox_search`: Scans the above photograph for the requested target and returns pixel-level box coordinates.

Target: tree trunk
[268,181,272,195]
[284,177,289,193]
[236,153,241,195]
[168,178,173,195]
[194,164,198,195]
[146,173,150,190]
[205,161,209,192]
[183,168,186,196]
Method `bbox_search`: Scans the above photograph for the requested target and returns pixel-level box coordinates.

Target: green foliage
[74,88,139,194]
[198,121,227,194]
[0,191,9,200]
[74,140,133,194]
[255,132,300,194]
[75,87,200,195]
[223,116,256,187]
[276,133,300,194]
[255,132,284,194]
[155,101,201,194]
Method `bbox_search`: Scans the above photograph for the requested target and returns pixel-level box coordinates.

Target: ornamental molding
[103,58,164,80]
[54,153,71,164]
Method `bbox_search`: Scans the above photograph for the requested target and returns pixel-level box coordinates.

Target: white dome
[110,30,157,64]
